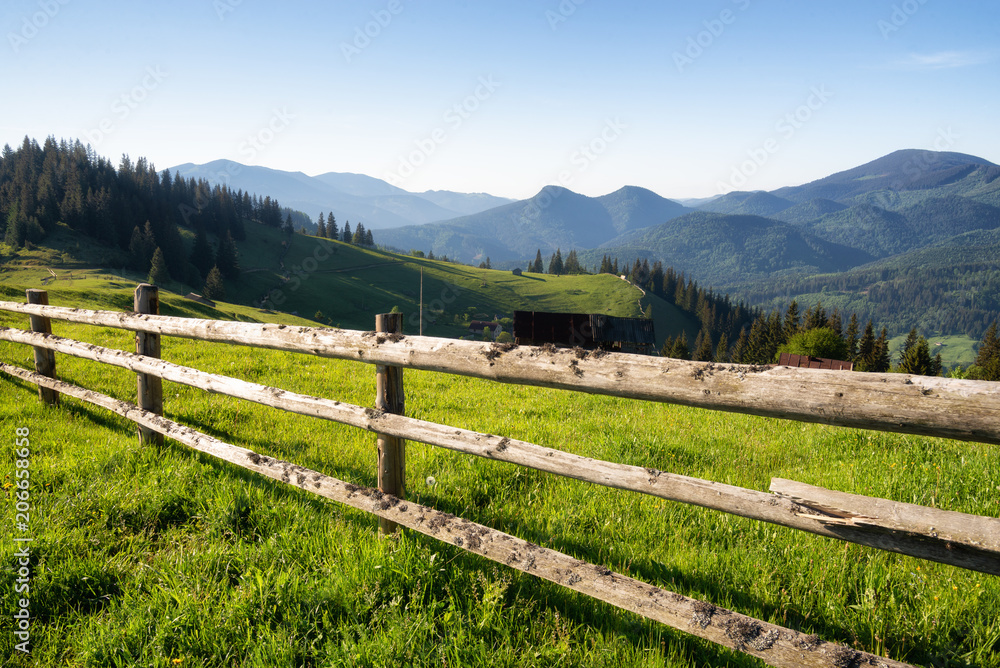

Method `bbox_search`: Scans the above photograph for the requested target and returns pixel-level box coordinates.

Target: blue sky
[2,0,998,200]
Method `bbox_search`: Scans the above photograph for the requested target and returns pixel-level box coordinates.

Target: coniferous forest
[0,136,375,291]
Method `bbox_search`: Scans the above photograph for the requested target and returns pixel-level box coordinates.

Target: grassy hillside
[0,293,998,667]
[0,220,691,350]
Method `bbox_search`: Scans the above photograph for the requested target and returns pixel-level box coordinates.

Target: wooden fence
[2,285,999,668]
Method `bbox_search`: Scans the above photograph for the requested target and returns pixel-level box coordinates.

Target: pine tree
[147,247,170,285]
[669,331,690,360]
[872,327,891,373]
[899,328,919,366]
[714,332,730,363]
[783,300,800,341]
[898,336,933,376]
[826,308,843,337]
[548,248,563,275]
[856,321,876,371]
[215,230,240,279]
[804,302,826,331]
[845,313,860,361]
[731,328,748,364]
[974,320,999,380]
[564,249,581,274]
[202,265,225,300]
[189,226,214,279]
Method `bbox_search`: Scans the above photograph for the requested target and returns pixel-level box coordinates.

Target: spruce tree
[327,214,338,240]
[564,250,580,274]
[548,248,563,275]
[974,320,1000,380]
[715,332,729,363]
[532,249,544,273]
[365,229,374,246]
[147,247,170,285]
[189,226,214,279]
[352,222,365,244]
[202,265,225,300]
[317,211,327,238]
[872,327,892,373]
[693,330,714,362]
[731,328,748,364]
[669,331,690,360]
[783,300,800,341]
[845,313,860,361]
[898,336,933,376]
[856,321,876,371]
[342,221,352,243]
[215,230,240,279]
[900,328,919,365]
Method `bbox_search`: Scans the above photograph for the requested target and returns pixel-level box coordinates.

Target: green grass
[1,284,999,666]
[1,221,695,351]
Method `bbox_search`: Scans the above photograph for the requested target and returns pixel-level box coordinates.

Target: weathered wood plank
[0,361,917,668]
[3,326,996,575]
[25,290,58,405]
[375,312,405,535]
[771,478,1000,552]
[1,300,997,445]
[134,284,163,446]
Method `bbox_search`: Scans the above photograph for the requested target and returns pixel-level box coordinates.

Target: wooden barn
[513,311,656,355]
[777,353,854,371]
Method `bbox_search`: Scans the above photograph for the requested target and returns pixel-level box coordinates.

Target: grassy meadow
[0,283,998,667]
[0,221,697,351]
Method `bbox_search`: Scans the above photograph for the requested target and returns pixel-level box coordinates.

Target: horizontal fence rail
[2,325,998,576]
[1,300,999,446]
[0,362,914,668]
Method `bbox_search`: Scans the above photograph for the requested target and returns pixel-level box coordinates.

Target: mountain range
[375,149,1000,280]
[167,160,514,230]
[172,151,1000,286]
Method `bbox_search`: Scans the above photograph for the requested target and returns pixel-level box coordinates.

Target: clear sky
[2,0,998,200]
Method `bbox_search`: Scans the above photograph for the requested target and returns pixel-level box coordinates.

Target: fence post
[134,284,164,446]
[25,289,58,406]
[375,312,405,535]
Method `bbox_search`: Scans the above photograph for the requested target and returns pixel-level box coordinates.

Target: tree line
[0,136,369,299]
[315,211,375,247]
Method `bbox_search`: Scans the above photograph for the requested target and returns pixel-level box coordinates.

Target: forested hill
[0,136,311,289]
